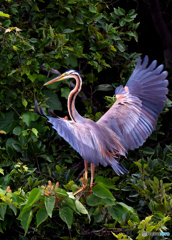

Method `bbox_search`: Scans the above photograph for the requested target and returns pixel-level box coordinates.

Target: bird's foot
[73,173,88,196]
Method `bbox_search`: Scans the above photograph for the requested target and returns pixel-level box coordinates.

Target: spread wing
[35,101,128,175]
[97,56,168,150]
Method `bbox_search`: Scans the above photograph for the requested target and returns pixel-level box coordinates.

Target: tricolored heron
[35,56,168,193]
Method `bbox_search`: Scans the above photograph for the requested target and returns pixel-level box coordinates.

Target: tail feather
[111,161,129,175]
[35,100,58,118]
[35,100,46,117]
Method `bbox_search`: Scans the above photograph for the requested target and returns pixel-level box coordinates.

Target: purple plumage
[35,56,168,176]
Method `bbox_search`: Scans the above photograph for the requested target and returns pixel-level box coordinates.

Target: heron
[35,56,168,194]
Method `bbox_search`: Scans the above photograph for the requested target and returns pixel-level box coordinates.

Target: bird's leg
[84,160,89,183]
[90,163,96,189]
[73,160,89,195]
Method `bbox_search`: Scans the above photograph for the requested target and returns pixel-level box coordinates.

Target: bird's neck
[67,72,83,122]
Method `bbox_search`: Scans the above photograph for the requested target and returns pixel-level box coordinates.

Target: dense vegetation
[0,1,171,239]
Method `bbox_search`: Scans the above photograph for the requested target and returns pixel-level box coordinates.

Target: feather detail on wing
[97,56,168,151]
[35,101,128,175]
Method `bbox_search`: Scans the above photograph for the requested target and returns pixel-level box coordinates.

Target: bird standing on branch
[35,56,168,194]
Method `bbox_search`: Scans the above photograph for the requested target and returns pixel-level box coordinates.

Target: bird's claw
[73,173,89,196]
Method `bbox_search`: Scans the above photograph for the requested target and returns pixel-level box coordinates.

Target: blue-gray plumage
[35,56,168,190]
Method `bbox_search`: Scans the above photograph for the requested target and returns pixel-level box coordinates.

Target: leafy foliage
[0,0,171,239]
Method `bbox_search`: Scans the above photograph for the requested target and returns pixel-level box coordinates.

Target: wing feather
[97,56,168,151]
[35,101,128,175]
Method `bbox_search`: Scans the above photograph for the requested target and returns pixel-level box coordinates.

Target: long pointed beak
[44,73,66,86]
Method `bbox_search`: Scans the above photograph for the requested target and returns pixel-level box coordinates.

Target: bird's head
[44,69,78,86]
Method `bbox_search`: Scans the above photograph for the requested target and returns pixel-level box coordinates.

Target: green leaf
[2,20,11,28]
[155,144,162,157]
[24,188,42,209]
[119,19,126,27]
[36,208,48,227]
[12,142,22,152]
[75,199,89,215]
[118,202,134,213]
[102,198,116,206]
[114,8,125,16]
[22,130,29,136]
[0,11,10,18]
[43,90,62,111]
[0,168,4,175]
[49,25,54,38]
[108,205,125,221]
[32,128,38,137]
[0,112,17,134]
[166,157,172,167]
[45,196,55,217]
[59,207,73,228]
[55,188,68,198]
[22,112,39,127]
[124,16,133,22]
[61,87,70,99]
[118,7,125,15]
[8,69,17,76]
[30,38,37,43]
[143,147,154,155]
[8,203,17,216]
[63,29,75,33]
[76,18,84,25]
[166,145,172,152]
[6,138,16,148]
[89,4,97,13]
[23,44,34,51]
[66,56,77,68]
[119,202,139,222]
[86,194,101,206]
[128,9,135,15]
[117,42,125,52]
[92,184,115,199]
[13,126,22,136]
[63,197,76,211]
[0,205,7,220]
[28,73,37,82]
[64,7,71,13]
[20,209,33,235]
[95,112,102,121]
[95,176,118,190]
[22,98,28,108]
[39,154,52,162]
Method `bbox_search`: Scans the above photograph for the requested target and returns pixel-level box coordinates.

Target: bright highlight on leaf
[32,128,38,136]
[0,130,6,134]
[24,188,41,209]
[0,11,10,18]
[92,184,115,199]
[0,168,4,175]
[22,98,28,108]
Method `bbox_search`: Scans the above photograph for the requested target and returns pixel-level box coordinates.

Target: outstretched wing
[97,56,168,150]
[35,101,128,175]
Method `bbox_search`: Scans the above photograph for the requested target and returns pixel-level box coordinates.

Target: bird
[35,56,168,194]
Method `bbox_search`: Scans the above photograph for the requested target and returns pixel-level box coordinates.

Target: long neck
[67,72,83,123]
